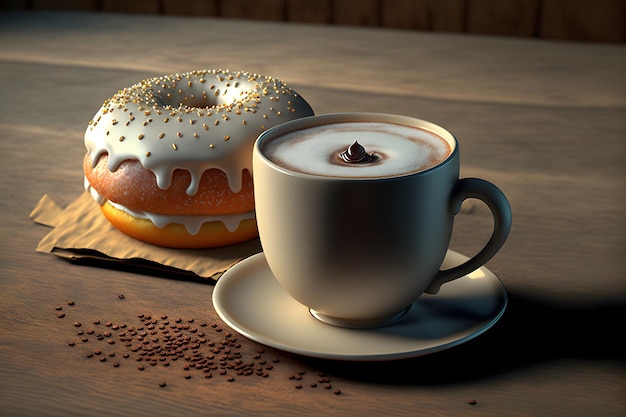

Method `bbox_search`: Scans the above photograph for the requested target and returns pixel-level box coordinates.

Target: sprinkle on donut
[85,69,314,196]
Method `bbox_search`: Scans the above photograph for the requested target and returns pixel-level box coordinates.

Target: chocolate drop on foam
[340,141,375,163]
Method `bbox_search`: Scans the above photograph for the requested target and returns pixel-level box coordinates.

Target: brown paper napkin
[30,193,262,280]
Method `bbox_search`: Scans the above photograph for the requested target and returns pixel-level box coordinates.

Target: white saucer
[213,251,507,361]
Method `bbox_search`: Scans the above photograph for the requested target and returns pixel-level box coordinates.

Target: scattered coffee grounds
[55,297,343,395]
[289,371,340,394]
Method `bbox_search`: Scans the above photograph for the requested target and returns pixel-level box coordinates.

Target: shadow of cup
[298,290,626,385]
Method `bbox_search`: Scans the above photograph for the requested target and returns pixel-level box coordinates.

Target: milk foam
[263,122,452,178]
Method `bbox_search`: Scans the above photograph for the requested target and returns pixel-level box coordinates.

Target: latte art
[262,122,452,178]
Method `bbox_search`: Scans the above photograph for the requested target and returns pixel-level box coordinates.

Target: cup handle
[424,178,512,295]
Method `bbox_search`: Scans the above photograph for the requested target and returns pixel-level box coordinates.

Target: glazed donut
[83,69,314,248]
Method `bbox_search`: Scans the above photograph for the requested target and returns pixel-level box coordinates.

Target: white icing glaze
[85,69,314,196]
[107,200,254,235]
[86,180,253,235]
[84,176,106,205]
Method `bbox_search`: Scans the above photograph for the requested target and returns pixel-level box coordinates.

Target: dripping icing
[84,69,314,196]
[107,201,254,235]
[84,181,254,235]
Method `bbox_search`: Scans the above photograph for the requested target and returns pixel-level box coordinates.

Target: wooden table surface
[1,10,625,417]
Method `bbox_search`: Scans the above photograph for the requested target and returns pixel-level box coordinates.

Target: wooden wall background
[2,0,625,43]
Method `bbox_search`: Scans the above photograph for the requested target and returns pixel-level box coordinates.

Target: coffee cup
[253,113,511,328]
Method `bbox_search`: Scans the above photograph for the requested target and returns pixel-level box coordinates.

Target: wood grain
[381,0,466,32]
[466,0,542,37]
[220,0,286,21]
[31,0,99,10]
[286,0,332,24]
[1,10,625,417]
[4,0,625,42]
[333,0,381,27]
[540,0,626,42]
[161,0,219,17]
[100,0,161,14]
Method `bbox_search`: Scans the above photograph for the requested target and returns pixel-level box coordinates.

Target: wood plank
[333,0,381,27]
[540,0,626,42]
[286,0,332,24]
[30,0,99,10]
[161,0,219,17]
[101,0,161,14]
[220,0,286,21]
[0,0,28,8]
[467,0,541,37]
[381,0,465,32]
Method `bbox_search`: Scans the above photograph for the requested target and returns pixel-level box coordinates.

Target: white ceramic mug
[253,113,511,328]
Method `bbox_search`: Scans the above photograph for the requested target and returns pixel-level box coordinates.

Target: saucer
[213,251,507,361]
